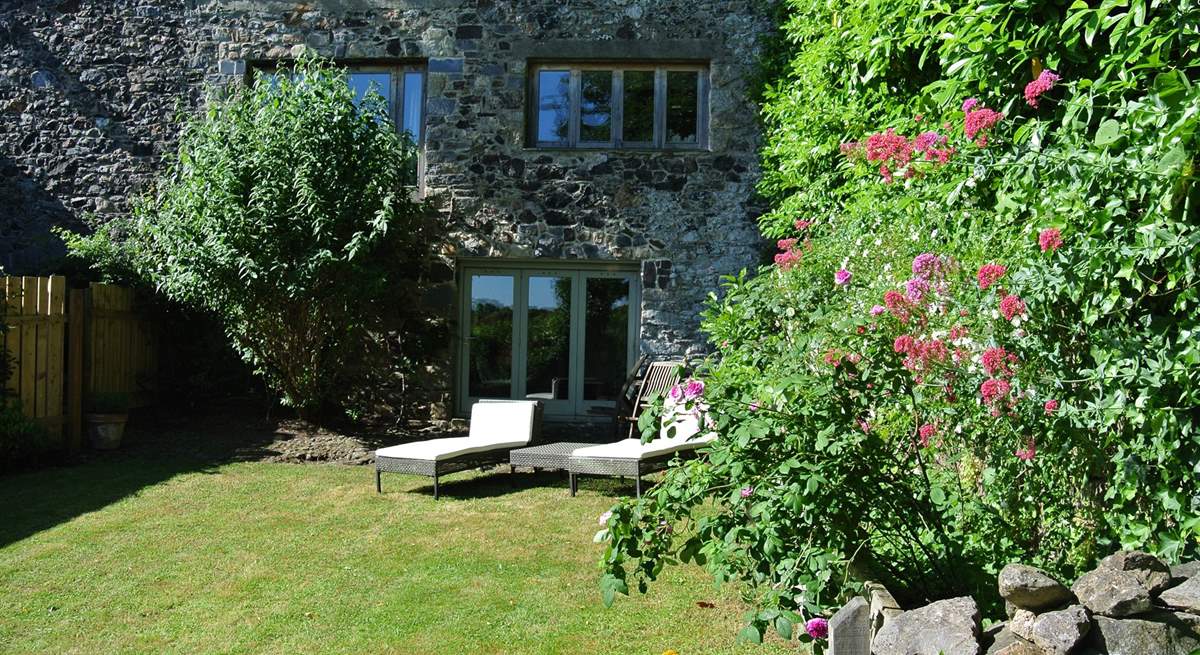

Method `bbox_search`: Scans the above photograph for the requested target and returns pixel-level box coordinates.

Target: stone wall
[824,551,1200,655]
[0,0,773,414]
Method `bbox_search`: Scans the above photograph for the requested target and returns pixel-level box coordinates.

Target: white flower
[991,309,1000,320]
[874,238,882,246]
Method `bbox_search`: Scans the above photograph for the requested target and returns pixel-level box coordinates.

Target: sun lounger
[567,409,715,498]
[374,400,543,499]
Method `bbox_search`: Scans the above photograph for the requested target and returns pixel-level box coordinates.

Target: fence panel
[1,276,68,441]
[2,277,158,446]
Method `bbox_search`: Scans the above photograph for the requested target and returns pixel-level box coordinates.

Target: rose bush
[600,0,1199,646]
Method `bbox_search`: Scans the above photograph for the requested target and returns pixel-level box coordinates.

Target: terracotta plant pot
[85,413,128,450]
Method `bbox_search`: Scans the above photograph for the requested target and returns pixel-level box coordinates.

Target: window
[255,62,426,160]
[458,263,641,418]
[528,64,709,149]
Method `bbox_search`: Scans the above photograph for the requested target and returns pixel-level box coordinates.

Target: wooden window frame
[250,61,427,188]
[528,62,710,151]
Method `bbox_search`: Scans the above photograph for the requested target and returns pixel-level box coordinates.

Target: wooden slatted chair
[616,359,685,440]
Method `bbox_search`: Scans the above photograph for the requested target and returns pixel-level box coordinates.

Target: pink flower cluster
[911,253,949,281]
[976,263,1007,290]
[883,290,913,324]
[1038,228,1063,253]
[1024,70,1060,108]
[981,346,1017,377]
[1044,399,1059,415]
[806,618,829,640]
[894,334,949,374]
[963,100,1004,146]
[918,423,938,447]
[774,238,805,270]
[999,295,1026,321]
[835,269,853,286]
[1015,438,1037,461]
[980,378,1012,405]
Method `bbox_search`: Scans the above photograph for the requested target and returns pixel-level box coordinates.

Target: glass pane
[622,70,655,143]
[579,70,612,143]
[401,71,423,144]
[666,71,699,145]
[348,72,392,111]
[583,277,631,402]
[536,70,570,144]
[468,275,514,398]
[525,276,572,401]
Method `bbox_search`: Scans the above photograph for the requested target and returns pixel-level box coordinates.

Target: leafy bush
[64,52,434,418]
[600,0,1200,644]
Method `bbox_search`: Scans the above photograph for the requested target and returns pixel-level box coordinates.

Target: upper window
[254,63,425,148]
[529,63,709,150]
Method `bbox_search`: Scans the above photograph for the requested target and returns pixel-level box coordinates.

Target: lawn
[0,447,795,654]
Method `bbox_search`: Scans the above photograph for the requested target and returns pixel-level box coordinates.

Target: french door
[458,264,640,418]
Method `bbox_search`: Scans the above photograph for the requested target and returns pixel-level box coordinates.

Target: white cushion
[468,400,540,444]
[376,436,528,462]
[374,400,539,462]
[572,412,717,461]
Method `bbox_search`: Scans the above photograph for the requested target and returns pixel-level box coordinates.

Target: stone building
[0,0,772,421]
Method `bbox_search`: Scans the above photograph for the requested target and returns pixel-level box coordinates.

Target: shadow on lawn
[397,468,641,501]
[0,400,459,549]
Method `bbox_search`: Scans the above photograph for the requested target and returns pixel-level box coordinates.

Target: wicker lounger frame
[568,447,702,498]
[375,449,517,500]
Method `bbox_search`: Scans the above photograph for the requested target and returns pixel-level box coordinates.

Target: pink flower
[1000,295,1026,321]
[893,335,915,354]
[911,253,945,281]
[775,249,803,270]
[912,131,946,153]
[883,290,912,323]
[904,278,931,303]
[794,219,813,231]
[749,401,760,412]
[964,105,1004,143]
[777,238,798,251]
[918,423,937,447]
[981,346,1014,377]
[1015,439,1037,461]
[682,379,705,400]
[1044,399,1059,415]
[981,378,1012,405]
[870,304,886,316]
[864,128,912,181]
[834,269,852,286]
[806,618,829,640]
[1038,228,1063,253]
[740,486,754,499]
[1024,70,1061,108]
[976,263,1007,290]
[962,98,979,112]
[668,384,683,403]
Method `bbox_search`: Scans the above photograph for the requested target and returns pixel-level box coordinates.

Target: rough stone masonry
[0,0,774,402]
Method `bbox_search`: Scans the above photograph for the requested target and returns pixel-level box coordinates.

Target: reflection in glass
[579,70,612,143]
[666,71,699,145]
[622,70,655,143]
[348,72,392,119]
[525,276,572,400]
[584,277,630,401]
[402,71,423,144]
[468,275,514,398]
[537,70,571,144]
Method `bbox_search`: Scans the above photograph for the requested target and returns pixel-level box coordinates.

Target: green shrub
[63,52,434,419]
[600,0,1200,644]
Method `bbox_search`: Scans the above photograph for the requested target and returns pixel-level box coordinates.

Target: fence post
[67,287,86,452]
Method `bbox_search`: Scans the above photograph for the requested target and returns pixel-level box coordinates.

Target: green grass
[0,454,795,654]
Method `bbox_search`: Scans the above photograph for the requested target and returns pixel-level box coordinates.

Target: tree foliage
[600,0,1200,642]
[65,53,434,417]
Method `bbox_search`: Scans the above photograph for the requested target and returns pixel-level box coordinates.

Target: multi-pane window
[529,64,709,149]
[255,63,426,154]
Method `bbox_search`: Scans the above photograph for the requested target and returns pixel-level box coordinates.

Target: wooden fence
[2,276,158,448]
